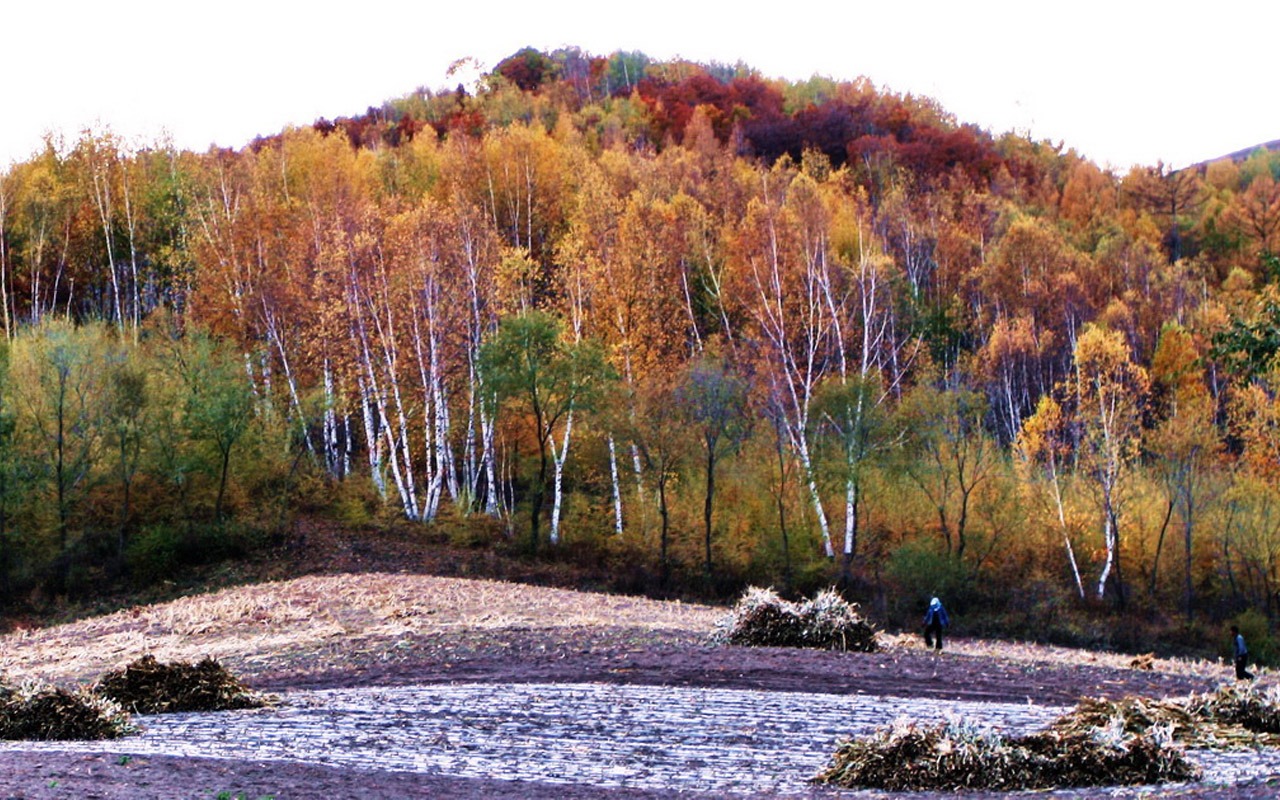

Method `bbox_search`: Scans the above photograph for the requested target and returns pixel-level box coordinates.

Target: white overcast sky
[2,0,1275,172]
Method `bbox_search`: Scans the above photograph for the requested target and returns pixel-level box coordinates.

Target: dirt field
[0,525,1275,798]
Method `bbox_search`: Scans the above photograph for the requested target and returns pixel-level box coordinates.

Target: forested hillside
[1,47,1278,648]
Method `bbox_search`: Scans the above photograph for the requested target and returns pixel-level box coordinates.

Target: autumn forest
[2,48,1279,653]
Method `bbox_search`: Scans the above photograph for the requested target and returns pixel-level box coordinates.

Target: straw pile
[816,716,1199,791]
[1053,686,1280,748]
[1186,683,1280,735]
[713,587,878,652]
[1049,696,1203,741]
[0,683,135,740]
[821,684,1280,791]
[94,655,273,714]
[1129,653,1155,670]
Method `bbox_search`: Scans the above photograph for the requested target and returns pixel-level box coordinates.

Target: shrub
[882,539,974,625]
[126,524,182,585]
[1230,609,1276,667]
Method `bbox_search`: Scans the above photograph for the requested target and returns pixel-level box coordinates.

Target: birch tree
[732,169,836,557]
[1067,325,1150,603]
[1016,394,1086,600]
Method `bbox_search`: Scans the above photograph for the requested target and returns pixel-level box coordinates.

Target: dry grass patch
[885,634,1224,679]
[0,573,722,684]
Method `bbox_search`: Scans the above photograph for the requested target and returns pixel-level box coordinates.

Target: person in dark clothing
[1231,625,1254,680]
[923,596,949,652]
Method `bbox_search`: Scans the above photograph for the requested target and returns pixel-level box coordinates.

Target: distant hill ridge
[1202,138,1280,167]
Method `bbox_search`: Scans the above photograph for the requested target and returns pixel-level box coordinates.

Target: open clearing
[0,572,1276,798]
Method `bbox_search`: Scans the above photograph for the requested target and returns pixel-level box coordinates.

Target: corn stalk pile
[712,587,879,652]
[816,715,1199,791]
[0,683,135,740]
[1049,696,1214,745]
[820,683,1280,791]
[93,655,274,714]
[1184,684,1280,737]
[1054,685,1280,749]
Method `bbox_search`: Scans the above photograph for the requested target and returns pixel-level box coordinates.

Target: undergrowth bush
[1230,609,1277,666]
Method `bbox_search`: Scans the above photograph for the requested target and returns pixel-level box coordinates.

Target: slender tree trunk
[265,306,315,457]
[1182,493,1196,621]
[0,185,11,340]
[358,373,386,498]
[796,436,834,558]
[843,476,858,562]
[323,359,341,477]
[773,419,792,587]
[703,448,716,575]
[215,445,231,524]
[608,435,623,535]
[530,436,548,555]
[121,163,141,337]
[550,410,574,545]
[658,469,671,585]
[1048,455,1086,600]
[1150,496,1175,597]
[91,160,124,332]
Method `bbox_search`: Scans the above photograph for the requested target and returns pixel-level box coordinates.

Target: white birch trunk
[631,442,644,497]
[747,180,836,560]
[549,410,574,545]
[121,160,141,335]
[1047,455,1086,599]
[386,348,420,520]
[482,408,499,515]
[342,412,352,478]
[323,359,340,477]
[409,310,441,521]
[265,305,314,456]
[798,438,835,558]
[358,372,386,499]
[1096,484,1118,600]
[0,184,10,339]
[90,158,124,333]
[843,478,857,558]
[427,298,456,507]
[608,435,623,535]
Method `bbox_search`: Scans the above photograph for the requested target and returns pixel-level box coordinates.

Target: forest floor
[0,519,1275,799]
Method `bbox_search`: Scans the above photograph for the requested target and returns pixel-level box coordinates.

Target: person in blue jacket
[1231,625,1254,680]
[923,596,949,652]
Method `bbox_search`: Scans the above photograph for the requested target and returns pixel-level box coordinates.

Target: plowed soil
[0,521,1274,798]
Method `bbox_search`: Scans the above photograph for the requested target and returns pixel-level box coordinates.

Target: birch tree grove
[7,49,1280,624]
[733,171,837,558]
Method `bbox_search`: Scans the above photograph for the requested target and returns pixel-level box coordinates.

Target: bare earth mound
[0,570,1275,798]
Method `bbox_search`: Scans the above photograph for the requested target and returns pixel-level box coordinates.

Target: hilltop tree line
[2,47,1280,646]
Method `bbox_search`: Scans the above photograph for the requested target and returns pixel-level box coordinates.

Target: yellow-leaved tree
[1067,325,1150,604]
[1146,323,1221,618]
